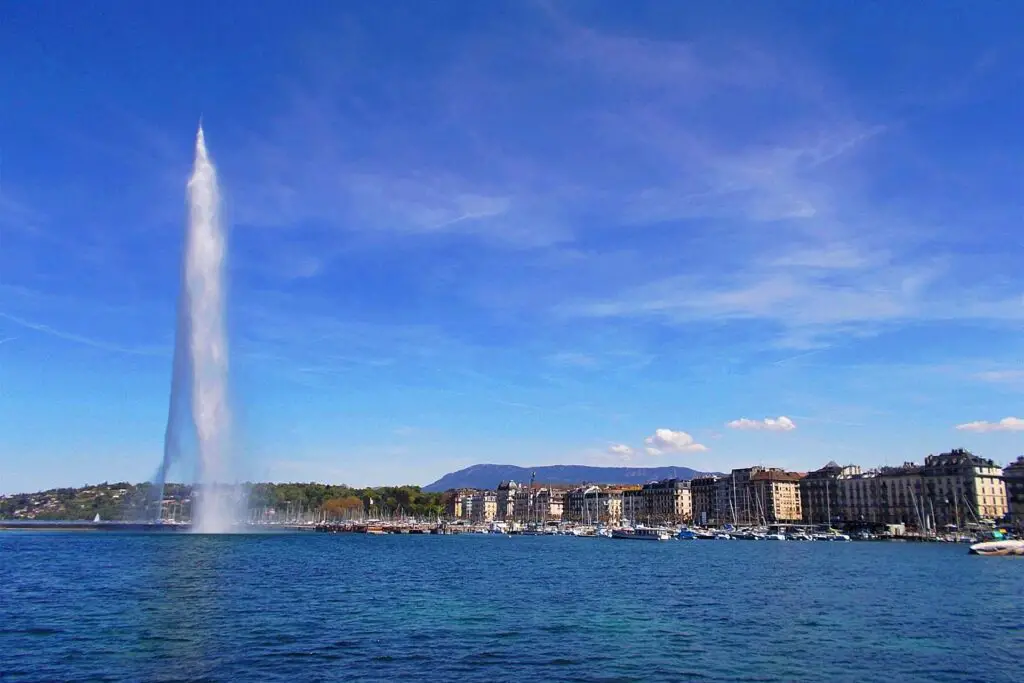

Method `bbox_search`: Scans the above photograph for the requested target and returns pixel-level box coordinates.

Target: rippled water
[1,532,1021,682]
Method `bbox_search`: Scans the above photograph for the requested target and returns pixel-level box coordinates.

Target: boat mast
[826,483,831,529]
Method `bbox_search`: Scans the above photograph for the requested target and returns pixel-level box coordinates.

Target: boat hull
[969,540,1024,556]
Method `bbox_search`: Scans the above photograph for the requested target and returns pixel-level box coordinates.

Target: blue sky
[2,1,1024,493]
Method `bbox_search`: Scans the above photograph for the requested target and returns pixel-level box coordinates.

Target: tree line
[0,481,448,521]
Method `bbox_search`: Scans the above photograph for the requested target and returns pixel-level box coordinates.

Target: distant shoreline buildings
[446,449,1023,530]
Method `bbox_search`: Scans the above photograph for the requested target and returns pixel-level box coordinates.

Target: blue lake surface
[1,532,1021,682]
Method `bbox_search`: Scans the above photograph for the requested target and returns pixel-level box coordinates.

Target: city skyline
[3,2,1024,493]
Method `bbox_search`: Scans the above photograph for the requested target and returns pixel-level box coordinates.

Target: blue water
[1,533,1021,682]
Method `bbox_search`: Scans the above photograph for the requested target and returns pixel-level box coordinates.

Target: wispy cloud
[727,416,797,432]
[546,352,598,368]
[972,369,1024,385]
[0,312,165,356]
[955,417,1024,433]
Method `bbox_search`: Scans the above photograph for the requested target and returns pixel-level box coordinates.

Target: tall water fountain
[152,124,236,533]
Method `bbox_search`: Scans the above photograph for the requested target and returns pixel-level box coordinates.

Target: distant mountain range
[422,464,718,492]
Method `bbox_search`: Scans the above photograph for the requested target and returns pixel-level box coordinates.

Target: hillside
[422,464,716,492]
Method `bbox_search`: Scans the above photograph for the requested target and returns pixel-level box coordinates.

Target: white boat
[611,526,672,541]
[969,539,1024,556]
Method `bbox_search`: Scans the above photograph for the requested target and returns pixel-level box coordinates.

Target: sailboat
[93,513,101,523]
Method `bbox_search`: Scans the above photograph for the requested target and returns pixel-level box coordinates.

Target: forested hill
[0,482,445,521]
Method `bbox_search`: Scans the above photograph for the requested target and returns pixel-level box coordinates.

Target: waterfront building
[876,463,925,526]
[640,478,692,524]
[835,470,884,523]
[445,489,476,519]
[459,493,474,520]
[1004,456,1024,525]
[622,488,645,523]
[469,491,497,523]
[495,481,520,521]
[801,462,862,525]
[532,487,565,523]
[564,486,623,524]
[690,476,722,526]
[919,449,1007,525]
[828,449,1008,529]
[717,466,804,525]
[749,469,803,523]
[513,485,533,522]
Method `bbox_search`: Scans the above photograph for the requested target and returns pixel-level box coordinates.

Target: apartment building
[564,486,623,524]
[532,487,565,523]
[469,491,497,523]
[800,462,862,524]
[641,478,693,524]
[749,469,803,523]
[690,476,722,526]
[829,449,1008,528]
[1004,456,1024,524]
[920,449,1007,524]
[495,480,520,521]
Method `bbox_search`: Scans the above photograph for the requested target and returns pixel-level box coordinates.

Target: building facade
[495,481,520,521]
[533,487,565,522]
[1004,456,1024,525]
[469,491,497,523]
[749,469,803,523]
[564,486,623,524]
[829,449,1008,529]
[800,462,861,524]
[690,476,722,526]
[640,478,692,524]
[919,449,1007,525]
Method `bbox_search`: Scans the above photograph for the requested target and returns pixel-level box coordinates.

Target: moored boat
[611,526,672,541]
[968,539,1024,556]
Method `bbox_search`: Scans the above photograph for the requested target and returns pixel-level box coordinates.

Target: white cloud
[643,428,708,454]
[608,443,633,458]
[727,416,797,432]
[955,417,1024,433]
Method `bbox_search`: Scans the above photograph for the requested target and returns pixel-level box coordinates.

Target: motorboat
[969,539,1024,556]
[611,526,672,541]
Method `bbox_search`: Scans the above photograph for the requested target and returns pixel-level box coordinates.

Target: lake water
[1,532,1021,682]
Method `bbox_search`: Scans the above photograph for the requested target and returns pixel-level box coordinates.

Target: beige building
[800,462,862,524]
[446,489,477,519]
[564,486,623,524]
[829,449,1008,529]
[749,469,803,523]
[470,491,497,523]
[638,478,692,524]
[920,449,1007,525]
[533,487,565,522]
[712,467,805,525]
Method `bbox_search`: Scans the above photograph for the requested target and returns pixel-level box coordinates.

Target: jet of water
[154,124,237,532]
